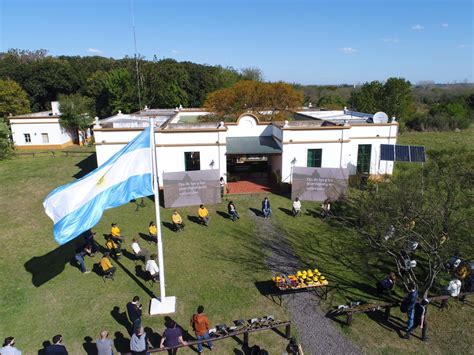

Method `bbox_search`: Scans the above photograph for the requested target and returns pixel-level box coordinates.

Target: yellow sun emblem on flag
[97,175,106,186]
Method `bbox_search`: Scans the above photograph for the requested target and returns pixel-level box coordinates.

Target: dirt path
[251,212,361,355]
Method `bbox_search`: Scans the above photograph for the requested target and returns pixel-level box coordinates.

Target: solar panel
[380,144,395,161]
[395,145,410,162]
[410,146,426,162]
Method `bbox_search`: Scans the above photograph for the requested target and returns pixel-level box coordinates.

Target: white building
[9,102,77,149]
[94,107,398,187]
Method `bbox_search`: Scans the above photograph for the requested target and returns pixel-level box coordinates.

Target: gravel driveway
[251,212,361,355]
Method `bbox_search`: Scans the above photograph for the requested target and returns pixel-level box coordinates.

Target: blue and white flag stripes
[43,126,153,245]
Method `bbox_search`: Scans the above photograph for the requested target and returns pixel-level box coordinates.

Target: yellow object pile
[272,268,328,289]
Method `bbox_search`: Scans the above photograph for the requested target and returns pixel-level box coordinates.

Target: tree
[0,120,14,160]
[340,151,473,298]
[353,80,384,113]
[204,80,304,120]
[58,94,95,145]
[317,95,347,110]
[0,79,30,120]
[241,67,263,81]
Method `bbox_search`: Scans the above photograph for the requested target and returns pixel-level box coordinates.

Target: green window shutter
[356,144,371,174]
[307,149,322,168]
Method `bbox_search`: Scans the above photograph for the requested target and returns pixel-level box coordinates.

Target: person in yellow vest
[110,223,124,245]
[106,236,121,259]
[100,252,116,277]
[172,210,185,232]
[148,221,157,242]
[198,204,210,226]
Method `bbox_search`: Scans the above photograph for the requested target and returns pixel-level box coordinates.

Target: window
[307,149,322,168]
[357,144,372,174]
[184,152,200,171]
[41,133,49,143]
[24,133,31,143]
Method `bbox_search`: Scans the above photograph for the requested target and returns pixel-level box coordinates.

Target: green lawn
[0,127,472,354]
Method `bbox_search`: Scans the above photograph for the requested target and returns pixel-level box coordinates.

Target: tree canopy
[0,79,30,120]
[204,80,304,121]
[58,94,95,144]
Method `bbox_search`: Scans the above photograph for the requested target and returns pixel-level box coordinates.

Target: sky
[0,0,472,85]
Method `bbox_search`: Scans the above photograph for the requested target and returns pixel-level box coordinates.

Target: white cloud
[411,24,424,31]
[171,49,181,55]
[382,38,400,44]
[459,44,472,48]
[87,48,103,55]
[441,23,449,28]
[339,47,357,54]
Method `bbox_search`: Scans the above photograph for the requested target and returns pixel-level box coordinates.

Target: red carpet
[227,180,273,194]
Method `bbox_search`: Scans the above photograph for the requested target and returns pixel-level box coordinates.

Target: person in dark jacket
[403,283,419,339]
[45,334,68,355]
[261,197,272,218]
[227,201,240,221]
[126,296,142,334]
[376,272,397,294]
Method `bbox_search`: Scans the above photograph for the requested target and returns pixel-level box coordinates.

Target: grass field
[0,128,473,354]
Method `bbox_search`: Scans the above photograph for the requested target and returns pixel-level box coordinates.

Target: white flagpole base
[149,296,176,315]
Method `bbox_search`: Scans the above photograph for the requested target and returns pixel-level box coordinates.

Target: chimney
[51,101,61,116]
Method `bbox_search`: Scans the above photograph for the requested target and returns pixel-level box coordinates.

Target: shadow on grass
[83,336,97,355]
[113,331,130,353]
[249,207,263,217]
[216,210,231,220]
[187,215,203,225]
[278,207,293,216]
[144,326,162,348]
[24,238,80,287]
[113,257,156,298]
[111,306,132,335]
[73,153,97,179]
[138,232,156,244]
[162,221,177,232]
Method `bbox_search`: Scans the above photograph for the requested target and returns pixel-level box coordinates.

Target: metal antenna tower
[131,0,142,110]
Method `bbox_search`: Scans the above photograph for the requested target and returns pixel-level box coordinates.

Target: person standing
[198,205,210,226]
[261,197,272,218]
[402,283,419,339]
[44,335,68,355]
[148,221,157,242]
[160,320,187,355]
[190,306,214,353]
[171,210,185,232]
[219,177,225,198]
[130,327,151,355]
[127,296,143,333]
[227,201,240,221]
[96,330,114,355]
[0,336,22,355]
[75,244,92,274]
[292,197,302,217]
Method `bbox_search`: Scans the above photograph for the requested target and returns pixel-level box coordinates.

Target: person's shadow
[83,336,97,355]
[187,215,202,225]
[113,331,130,354]
[278,207,293,216]
[24,239,79,287]
[216,211,231,220]
[144,327,162,348]
[249,207,263,217]
[111,306,132,335]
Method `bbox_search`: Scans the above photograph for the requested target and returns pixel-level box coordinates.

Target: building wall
[10,119,73,147]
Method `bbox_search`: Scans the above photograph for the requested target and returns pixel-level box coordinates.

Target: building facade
[93,108,398,187]
[8,102,76,149]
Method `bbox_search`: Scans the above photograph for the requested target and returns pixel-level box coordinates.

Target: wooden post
[243,331,249,347]
[285,324,291,339]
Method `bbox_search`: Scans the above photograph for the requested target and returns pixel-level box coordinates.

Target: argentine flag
[44,126,154,245]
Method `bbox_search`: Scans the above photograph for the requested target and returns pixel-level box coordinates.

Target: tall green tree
[382,77,413,121]
[58,94,95,145]
[0,79,30,120]
[353,80,384,114]
[0,120,14,160]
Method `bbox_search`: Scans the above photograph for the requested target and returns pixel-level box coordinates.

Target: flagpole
[149,118,176,314]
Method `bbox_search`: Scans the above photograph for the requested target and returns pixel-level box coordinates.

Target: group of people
[125,296,214,354]
[73,224,160,283]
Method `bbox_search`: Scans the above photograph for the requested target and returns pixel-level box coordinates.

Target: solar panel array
[380,144,426,163]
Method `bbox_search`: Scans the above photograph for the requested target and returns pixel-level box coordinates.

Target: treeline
[298,80,474,131]
[0,49,259,118]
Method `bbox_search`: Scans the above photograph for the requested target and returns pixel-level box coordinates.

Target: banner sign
[163,169,221,208]
[291,167,349,202]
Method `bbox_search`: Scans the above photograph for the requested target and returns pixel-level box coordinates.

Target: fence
[14,150,95,158]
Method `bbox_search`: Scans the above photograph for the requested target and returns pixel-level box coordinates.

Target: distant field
[0,127,472,354]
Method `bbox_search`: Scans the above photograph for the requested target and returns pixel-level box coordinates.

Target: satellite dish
[373,111,389,123]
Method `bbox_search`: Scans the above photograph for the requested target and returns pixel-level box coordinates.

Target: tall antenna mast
[131,0,142,110]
